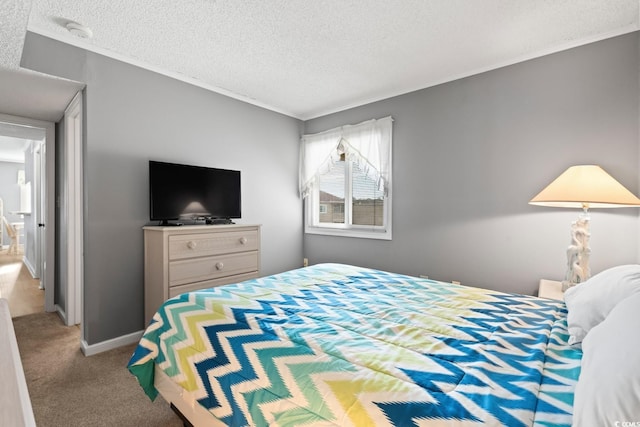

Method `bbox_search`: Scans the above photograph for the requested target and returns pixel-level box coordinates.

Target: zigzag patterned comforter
[128,263,581,426]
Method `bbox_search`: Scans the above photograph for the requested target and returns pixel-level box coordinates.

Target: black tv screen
[149,161,241,224]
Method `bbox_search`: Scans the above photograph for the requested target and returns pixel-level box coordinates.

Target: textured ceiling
[9,1,640,120]
[0,0,30,68]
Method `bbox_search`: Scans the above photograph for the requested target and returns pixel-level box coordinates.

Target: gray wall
[54,122,66,309]
[20,30,640,345]
[23,33,303,345]
[304,32,640,295]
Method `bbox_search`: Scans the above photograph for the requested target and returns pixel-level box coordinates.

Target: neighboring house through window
[299,116,393,240]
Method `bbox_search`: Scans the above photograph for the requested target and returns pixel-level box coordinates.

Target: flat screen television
[149,160,241,225]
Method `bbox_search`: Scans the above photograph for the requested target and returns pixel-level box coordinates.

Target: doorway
[0,97,84,330]
[0,130,45,317]
[0,122,49,317]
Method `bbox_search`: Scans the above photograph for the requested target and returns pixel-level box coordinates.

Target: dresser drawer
[169,229,258,260]
[144,224,261,326]
[168,271,259,298]
[169,251,258,287]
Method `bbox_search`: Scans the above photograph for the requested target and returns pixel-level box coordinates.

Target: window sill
[304,225,392,240]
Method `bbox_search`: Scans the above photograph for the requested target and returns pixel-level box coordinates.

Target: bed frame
[155,365,224,427]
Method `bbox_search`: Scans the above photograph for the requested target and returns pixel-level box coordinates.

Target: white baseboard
[22,256,37,279]
[81,329,144,357]
[55,305,68,324]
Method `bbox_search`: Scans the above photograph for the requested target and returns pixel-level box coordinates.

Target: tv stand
[206,218,234,225]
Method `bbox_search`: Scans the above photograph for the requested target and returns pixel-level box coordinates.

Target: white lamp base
[561,211,591,291]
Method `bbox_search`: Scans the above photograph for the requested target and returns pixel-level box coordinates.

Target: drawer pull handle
[215,262,224,270]
[239,237,248,245]
[187,241,197,250]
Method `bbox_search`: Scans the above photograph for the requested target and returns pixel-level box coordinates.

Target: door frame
[62,92,83,326]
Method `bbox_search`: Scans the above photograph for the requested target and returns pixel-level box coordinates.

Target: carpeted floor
[13,311,183,427]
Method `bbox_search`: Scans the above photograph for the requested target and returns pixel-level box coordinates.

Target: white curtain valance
[299,116,393,198]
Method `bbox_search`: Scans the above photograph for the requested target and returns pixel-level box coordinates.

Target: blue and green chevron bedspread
[128,263,582,426]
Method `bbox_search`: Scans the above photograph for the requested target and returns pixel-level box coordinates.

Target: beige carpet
[13,311,183,427]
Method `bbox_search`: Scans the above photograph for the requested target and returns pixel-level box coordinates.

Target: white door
[40,130,55,313]
[34,141,42,280]
[36,142,46,285]
[34,136,55,312]
[38,126,55,313]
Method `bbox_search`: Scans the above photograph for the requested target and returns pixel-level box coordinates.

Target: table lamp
[529,165,640,291]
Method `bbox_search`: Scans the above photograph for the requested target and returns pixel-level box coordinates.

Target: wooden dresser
[143,224,261,325]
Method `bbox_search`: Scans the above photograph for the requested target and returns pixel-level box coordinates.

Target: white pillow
[564,264,640,345]
[572,291,640,426]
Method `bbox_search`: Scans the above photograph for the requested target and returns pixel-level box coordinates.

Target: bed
[128,263,583,426]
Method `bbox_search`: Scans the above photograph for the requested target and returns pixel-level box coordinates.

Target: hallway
[0,251,43,318]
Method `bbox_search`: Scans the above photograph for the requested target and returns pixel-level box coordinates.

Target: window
[300,117,392,240]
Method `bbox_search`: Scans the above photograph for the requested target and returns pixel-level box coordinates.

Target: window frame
[305,157,392,240]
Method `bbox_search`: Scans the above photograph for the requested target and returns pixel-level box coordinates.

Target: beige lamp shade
[529,165,640,209]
